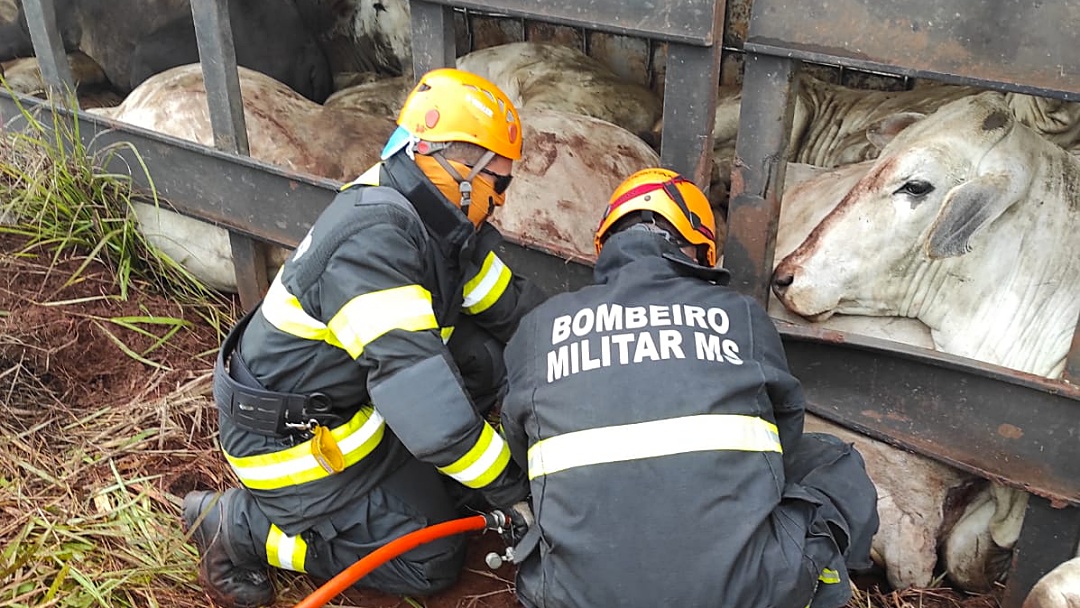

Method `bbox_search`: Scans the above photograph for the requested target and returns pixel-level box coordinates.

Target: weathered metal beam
[744,0,1080,100]
[191,0,265,309]
[724,53,799,306]
[410,0,457,80]
[20,0,76,106]
[1,92,335,247]
[659,42,722,191]
[421,0,722,46]
[1001,497,1080,608]
[782,323,1080,506]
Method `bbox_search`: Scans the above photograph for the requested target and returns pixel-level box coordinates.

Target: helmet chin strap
[432,149,496,215]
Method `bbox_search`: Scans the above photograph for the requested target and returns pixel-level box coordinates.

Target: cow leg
[946,483,1031,591]
[805,414,979,589]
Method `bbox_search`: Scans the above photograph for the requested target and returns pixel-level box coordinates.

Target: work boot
[182,489,276,608]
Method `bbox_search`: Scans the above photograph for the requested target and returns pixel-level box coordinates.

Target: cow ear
[866,112,925,152]
[925,173,1020,259]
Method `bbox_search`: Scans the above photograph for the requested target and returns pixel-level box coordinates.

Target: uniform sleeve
[746,297,805,456]
[319,212,528,507]
[460,223,547,343]
[499,313,539,473]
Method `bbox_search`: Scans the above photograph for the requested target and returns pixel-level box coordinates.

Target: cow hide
[490,108,661,264]
[458,41,662,136]
[88,63,396,292]
[773,91,1080,591]
[1025,558,1080,608]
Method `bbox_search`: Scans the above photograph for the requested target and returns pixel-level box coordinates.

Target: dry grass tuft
[0,338,226,607]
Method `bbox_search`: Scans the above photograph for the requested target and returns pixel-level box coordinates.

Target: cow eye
[896,180,934,197]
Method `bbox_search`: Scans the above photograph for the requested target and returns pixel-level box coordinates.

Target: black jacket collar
[594,228,731,286]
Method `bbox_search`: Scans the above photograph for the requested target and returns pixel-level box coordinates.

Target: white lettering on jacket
[546,302,745,383]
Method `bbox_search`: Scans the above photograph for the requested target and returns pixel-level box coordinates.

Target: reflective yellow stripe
[438,423,512,489]
[441,326,455,343]
[818,568,841,584]
[225,407,386,490]
[261,271,439,359]
[260,271,340,344]
[527,414,782,479]
[266,525,307,573]
[341,163,381,190]
[462,252,511,315]
[328,285,438,358]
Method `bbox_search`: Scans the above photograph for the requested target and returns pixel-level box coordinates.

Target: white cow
[492,108,661,263]
[1026,558,1080,608]
[773,91,1080,591]
[93,64,661,292]
[458,41,662,136]
[89,64,397,292]
[696,74,1080,207]
[325,42,664,139]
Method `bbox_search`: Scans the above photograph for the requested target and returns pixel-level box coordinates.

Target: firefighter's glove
[500,500,534,546]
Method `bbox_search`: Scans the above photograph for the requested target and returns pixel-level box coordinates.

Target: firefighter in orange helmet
[500,168,880,608]
[183,68,543,608]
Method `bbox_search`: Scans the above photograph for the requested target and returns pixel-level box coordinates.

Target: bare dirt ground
[0,231,1002,608]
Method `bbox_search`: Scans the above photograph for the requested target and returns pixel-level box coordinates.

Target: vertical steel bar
[191,0,267,310]
[21,0,76,106]
[409,0,457,82]
[659,42,722,191]
[1001,497,1080,608]
[1065,313,1080,382]
[723,53,798,305]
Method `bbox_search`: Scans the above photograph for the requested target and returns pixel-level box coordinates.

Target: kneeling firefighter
[499,168,881,608]
[183,68,544,608]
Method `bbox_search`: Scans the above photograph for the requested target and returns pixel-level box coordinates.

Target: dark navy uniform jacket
[501,228,815,607]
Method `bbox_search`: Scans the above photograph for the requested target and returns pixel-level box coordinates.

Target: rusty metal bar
[744,0,1080,100]
[410,0,457,81]
[20,0,76,106]
[191,0,266,310]
[724,53,798,306]
[782,322,1080,506]
[421,0,721,46]
[1001,497,1080,608]
[659,42,722,191]
[1,92,335,247]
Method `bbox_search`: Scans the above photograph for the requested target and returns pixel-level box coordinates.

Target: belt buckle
[284,392,335,432]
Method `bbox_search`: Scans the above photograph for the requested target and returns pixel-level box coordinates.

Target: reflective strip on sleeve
[462,251,512,315]
[441,326,455,343]
[328,285,438,358]
[818,568,841,584]
[260,272,341,346]
[527,414,782,480]
[261,271,439,359]
[266,524,307,573]
[224,407,386,490]
[437,423,512,489]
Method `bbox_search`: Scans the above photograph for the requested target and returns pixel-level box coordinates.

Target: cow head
[772,92,1035,322]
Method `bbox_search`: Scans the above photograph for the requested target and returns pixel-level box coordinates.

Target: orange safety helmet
[595,168,717,266]
[393,67,522,160]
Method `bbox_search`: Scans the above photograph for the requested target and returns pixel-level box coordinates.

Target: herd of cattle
[2,0,1080,605]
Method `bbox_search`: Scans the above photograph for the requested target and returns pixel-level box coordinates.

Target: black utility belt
[212,360,341,437]
[212,307,343,437]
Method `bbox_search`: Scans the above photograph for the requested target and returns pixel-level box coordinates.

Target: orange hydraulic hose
[293,514,492,608]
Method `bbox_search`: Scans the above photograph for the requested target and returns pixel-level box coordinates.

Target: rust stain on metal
[997,424,1024,440]
[885,411,911,423]
[860,409,884,422]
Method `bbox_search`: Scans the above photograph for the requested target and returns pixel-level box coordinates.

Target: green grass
[0,78,235,340]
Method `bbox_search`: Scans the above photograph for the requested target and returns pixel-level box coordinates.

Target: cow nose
[772,269,795,296]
